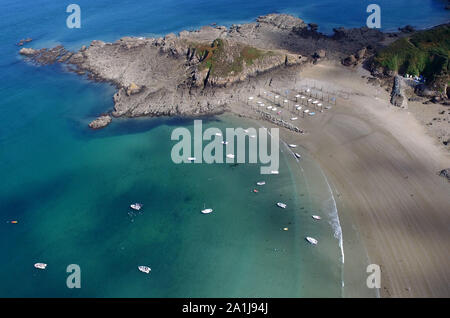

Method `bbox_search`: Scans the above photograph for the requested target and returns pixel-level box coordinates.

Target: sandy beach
[230,60,450,297]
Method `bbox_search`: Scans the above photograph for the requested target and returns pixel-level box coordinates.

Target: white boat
[215,132,222,137]
[130,203,143,211]
[305,237,318,245]
[201,208,213,214]
[187,157,196,161]
[34,263,47,270]
[294,153,301,159]
[291,117,298,121]
[249,135,256,138]
[312,215,321,220]
[256,181,266,186]
[138,266,151,274]
[243,129,249,133]
[226,154,235,159]
[277,202,287,209]
[288,144,297,148]
[270,170,279,174]
[221,141,229,145]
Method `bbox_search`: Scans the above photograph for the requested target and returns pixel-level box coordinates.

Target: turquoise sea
[0,0,448,297]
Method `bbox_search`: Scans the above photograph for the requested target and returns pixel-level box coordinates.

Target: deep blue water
[0,0,448,297]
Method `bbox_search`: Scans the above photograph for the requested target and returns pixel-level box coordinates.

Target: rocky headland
[19,14,390,128]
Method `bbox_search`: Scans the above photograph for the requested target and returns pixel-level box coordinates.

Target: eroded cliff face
[18,13,386,122]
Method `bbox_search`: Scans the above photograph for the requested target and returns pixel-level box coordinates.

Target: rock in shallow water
[89,115,112,129]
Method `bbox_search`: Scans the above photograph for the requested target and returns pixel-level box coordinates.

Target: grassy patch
[190,39,272,77]
[374,25,449,82]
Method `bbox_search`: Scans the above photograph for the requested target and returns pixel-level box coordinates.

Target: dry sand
[231,61,450,297]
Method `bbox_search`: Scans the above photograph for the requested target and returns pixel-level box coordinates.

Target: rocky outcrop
[18,14,389,123]
[17,38,32,46]
[391,75,408,108]
[89,115,112,129]
[398,25,415,33]
[332,27,385,47]
[19,47,38,56]
[342,47,368,66]
[438,169,450,181]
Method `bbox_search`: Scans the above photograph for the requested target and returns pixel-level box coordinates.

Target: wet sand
[230,61,450,297]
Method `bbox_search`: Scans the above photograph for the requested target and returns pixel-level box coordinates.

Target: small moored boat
[138,266,151,274]
[277,202,287,209]
[226,154,235,159]
[201,208,213,214]
[294,153,301,159]
[187,157,196,161]
[305,237,318,245]
[288,144,297,148]
[130,203,143,211]
[270,170,279,175]
[34,263,47,270]
[312,215,321,220]
[256,181,266,186]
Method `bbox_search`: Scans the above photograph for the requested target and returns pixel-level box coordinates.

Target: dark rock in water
[438,169,450,181]
[89,115,112,129]
[17,38,32,46]
[308,23,319,32]
[399,25,415,33]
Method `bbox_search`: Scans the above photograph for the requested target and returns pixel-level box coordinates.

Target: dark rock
[313,49,326,59]
[398,25,415,33]
[342,54,357,66]
[438,169,450,181]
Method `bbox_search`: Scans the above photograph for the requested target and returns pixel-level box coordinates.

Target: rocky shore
[19,14,389,129]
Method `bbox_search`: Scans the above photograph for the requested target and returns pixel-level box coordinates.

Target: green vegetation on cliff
[192,39,273,77]
[374,24,449,85]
